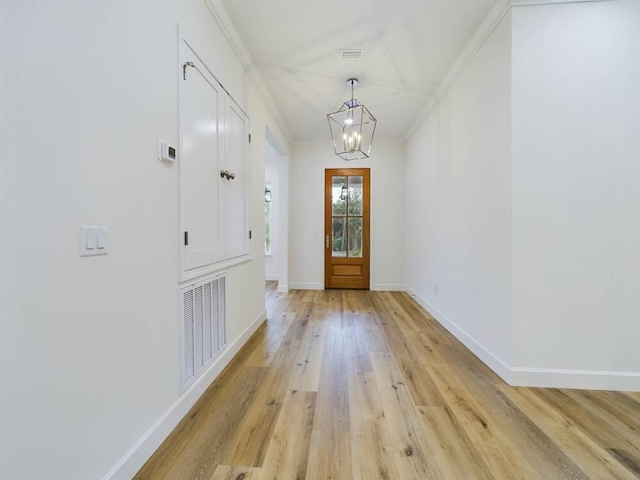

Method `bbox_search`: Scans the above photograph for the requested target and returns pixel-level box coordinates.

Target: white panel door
[224,96,250,259]
[180,50,225,270]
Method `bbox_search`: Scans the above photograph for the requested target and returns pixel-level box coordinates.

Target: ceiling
[222,0,497,141]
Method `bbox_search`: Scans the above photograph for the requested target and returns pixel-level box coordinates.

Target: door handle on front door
[326,235,329,249]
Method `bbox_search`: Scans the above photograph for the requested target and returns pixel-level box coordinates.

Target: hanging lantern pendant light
[327,78,377,161]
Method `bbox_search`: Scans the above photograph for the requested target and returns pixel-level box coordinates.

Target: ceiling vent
[341,49,364,59]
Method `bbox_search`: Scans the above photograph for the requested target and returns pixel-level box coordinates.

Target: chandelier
[327,78,377,161]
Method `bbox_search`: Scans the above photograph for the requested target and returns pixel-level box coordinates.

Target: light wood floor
[135,283,640,479]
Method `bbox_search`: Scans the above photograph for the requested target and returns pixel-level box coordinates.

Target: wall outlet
[434,285,439,295]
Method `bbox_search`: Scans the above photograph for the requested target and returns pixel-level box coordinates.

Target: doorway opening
[264,126,290,293]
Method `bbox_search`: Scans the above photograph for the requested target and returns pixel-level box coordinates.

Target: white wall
[511,0,640,388]
[405,12,513,371]
[0,1,288,479]
[290,140,406,291]
[405,0,640,391]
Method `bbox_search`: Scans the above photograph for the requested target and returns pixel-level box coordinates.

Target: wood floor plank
[308,430,355,480]
[438,345,590,480]
[312,309,350,434]
[134,366,267,480]
[499,385,639,479]
[369,293,446,408]
[563,389,640,454]
[416,405,495,479]
[243,311,296,368]
[533,388,640,454]
[288,318,326,392]
[342,307,382,373]
[261,390,317,480]
[376,291,422,335]
[223,305,311,467]
[305,430,352,480]
[348,370,402,480]
[209,465,262,480]
[136,286,640,480]
[407,336,548,478]
[395,292,454,348]
[607,448,640,477]
[369,352,443,479]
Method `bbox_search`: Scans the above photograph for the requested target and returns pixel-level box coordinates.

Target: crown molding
[511,0,608,5]
[406,0,511,140]
[406,0,610,140]
[202,0,293,145]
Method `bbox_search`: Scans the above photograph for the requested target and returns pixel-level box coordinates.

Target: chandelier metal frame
[327,78,377,161]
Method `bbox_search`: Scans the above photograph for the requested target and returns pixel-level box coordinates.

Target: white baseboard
[277,283,289,293]
[405,285,640,392]
[371,283,406,292]
[289,282,323,290]
[288,283,405,292]
[404,286,513,384]
[265,274,279,281]
[103,310,267,480]
[510,367,640,392]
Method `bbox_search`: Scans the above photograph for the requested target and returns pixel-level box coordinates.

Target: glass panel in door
[347,176,363,216]
[348,217,363,258]
[331,175,365,258]
[332,176,347,216]
[332,217,347,257]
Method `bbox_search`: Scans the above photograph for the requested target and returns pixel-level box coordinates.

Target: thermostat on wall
[158,141,177,165]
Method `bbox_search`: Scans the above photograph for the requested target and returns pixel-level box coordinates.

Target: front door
[324,168,370,289]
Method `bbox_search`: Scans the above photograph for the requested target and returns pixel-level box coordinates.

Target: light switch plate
[80,226,108,257]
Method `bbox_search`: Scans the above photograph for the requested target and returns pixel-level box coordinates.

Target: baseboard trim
[103,310,267,480]
[510,367,640,392]
[405,286,513,384]
[405,286,640,392]
[371,283,406,292]
[277,283,289,293]
[289,282,323,290]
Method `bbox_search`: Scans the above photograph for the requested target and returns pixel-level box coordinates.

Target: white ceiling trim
[202,0,293,145]
[511,0,608,5]
[406,0,610,140]
[406,0,511,139]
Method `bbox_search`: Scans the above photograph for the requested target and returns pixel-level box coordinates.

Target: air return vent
[181,274,226,390]
[341,49,364,59]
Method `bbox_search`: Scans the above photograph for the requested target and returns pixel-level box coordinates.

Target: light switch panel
[80,226,108,257]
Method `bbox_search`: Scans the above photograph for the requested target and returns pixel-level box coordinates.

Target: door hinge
[184,231,189,246]
[248,133,252,144]
[249,230,252,240]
